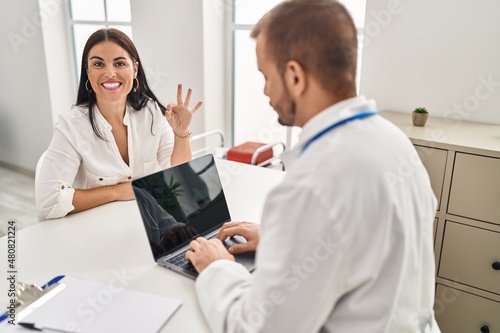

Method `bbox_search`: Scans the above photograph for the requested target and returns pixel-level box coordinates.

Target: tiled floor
[0,167,37,237]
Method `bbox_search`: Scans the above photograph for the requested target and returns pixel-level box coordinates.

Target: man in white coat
[186,1,441,332]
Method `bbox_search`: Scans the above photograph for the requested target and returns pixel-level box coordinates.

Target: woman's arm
[36,126,80,221]
[170,133,193,166]
[70,182,135,214]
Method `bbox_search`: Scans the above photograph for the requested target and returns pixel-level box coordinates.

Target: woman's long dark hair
[75,28,166,140]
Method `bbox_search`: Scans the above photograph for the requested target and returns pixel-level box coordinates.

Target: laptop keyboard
[223,235,246,247]
[166,252,197,273]
[165,235,247,273]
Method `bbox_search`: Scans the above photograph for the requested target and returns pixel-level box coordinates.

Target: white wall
[130,0,204,134]
[130,0,225,138]
[0,0,55,172]
[360,0,500,125]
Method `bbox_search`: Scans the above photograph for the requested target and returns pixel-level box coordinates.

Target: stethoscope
[300,110,379,155]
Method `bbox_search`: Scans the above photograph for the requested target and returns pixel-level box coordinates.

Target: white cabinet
[439,221,500,295]
[381,111,500,333]
[448,153,500,224]
[414,145,448,210]
[434,284,500,333]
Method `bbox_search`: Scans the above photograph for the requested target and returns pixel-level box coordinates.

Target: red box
[227,142,273,165]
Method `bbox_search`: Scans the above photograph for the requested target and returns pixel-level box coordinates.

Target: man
[186,1,440,332]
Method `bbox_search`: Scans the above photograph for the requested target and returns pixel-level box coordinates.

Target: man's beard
[276,84,296,127]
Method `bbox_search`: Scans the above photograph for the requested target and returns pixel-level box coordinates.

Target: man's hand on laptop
[186,237,235,273]
[217,221,260,254]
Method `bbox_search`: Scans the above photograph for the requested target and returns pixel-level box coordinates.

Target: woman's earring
[85,80,92,92]
[133,78,139,92]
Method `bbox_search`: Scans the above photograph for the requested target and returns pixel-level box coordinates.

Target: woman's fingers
[173,83,202,112]
[176,83,183,105]
[184,88,192,107]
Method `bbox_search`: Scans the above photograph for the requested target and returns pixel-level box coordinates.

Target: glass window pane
[73,24,106,78]
[106,0,132,22]
[234,0,282,25]
[70,0,105,21]
[233,30,287,146]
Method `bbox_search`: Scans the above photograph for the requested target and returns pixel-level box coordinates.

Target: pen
[19,322,74,332]
[18,323,42,331]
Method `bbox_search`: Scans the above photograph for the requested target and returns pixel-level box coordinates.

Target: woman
[36,28,202,221]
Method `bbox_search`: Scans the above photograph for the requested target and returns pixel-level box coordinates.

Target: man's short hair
[251,0,358,96]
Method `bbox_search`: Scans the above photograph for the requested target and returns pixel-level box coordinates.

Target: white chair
[250,141,286,170]
[191,129,226,158]
[34,150,47,217]
[34,150,47,188]
[191,129,287,171]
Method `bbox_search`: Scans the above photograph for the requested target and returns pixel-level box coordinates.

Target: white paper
[12,276,181,333]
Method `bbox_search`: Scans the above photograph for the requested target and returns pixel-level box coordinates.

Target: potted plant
[412,107,429,126]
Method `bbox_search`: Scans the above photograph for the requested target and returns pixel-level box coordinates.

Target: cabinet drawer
[414,145,447,210]
[439,221,500,295]
[448,153,500,224]
[435,284,500,333]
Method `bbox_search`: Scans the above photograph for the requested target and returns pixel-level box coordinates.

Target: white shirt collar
[299,96,376,145]
[281,95,377,167]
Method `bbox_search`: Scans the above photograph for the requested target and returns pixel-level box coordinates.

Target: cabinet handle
[480,325,489,333]
[492,262,500,270]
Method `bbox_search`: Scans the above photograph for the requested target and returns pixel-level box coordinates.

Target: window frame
[67,0,133,85]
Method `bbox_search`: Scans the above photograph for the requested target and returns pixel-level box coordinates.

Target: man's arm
[193,184,347,333]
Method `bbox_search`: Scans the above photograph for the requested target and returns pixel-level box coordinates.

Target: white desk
[0,159,285,332]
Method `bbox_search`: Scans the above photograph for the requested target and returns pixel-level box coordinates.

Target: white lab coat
[195,96,441,333]
[36,100,174,220]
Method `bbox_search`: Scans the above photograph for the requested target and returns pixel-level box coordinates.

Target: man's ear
[284,60,306,98]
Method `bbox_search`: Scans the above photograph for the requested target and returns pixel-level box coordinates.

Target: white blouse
[36,99,174,221]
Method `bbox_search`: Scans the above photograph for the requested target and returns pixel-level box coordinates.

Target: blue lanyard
[300,110,379,154]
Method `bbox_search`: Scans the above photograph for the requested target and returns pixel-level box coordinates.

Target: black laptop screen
[132,154,231,259]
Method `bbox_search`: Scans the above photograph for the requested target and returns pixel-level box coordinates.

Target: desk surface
[0,159,285,332]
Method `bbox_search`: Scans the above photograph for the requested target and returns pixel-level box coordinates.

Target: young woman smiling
[36,28,202,221]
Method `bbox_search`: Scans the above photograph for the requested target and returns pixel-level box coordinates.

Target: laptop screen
[132,154,231,259]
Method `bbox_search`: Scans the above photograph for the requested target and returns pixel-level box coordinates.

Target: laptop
[132,154,256,279]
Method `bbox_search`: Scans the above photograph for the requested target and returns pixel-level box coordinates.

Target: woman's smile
[101,80,122,91]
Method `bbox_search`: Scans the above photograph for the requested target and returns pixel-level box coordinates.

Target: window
[229,0,366,149]
[68,0,133,80]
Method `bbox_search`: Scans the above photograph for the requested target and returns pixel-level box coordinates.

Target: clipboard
[0,275,182,333]
[0,275,65,325]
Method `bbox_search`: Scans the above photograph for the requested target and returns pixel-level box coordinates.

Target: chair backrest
[191,129,226,158]
[34,150,47,196]
[250,141,286,170]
